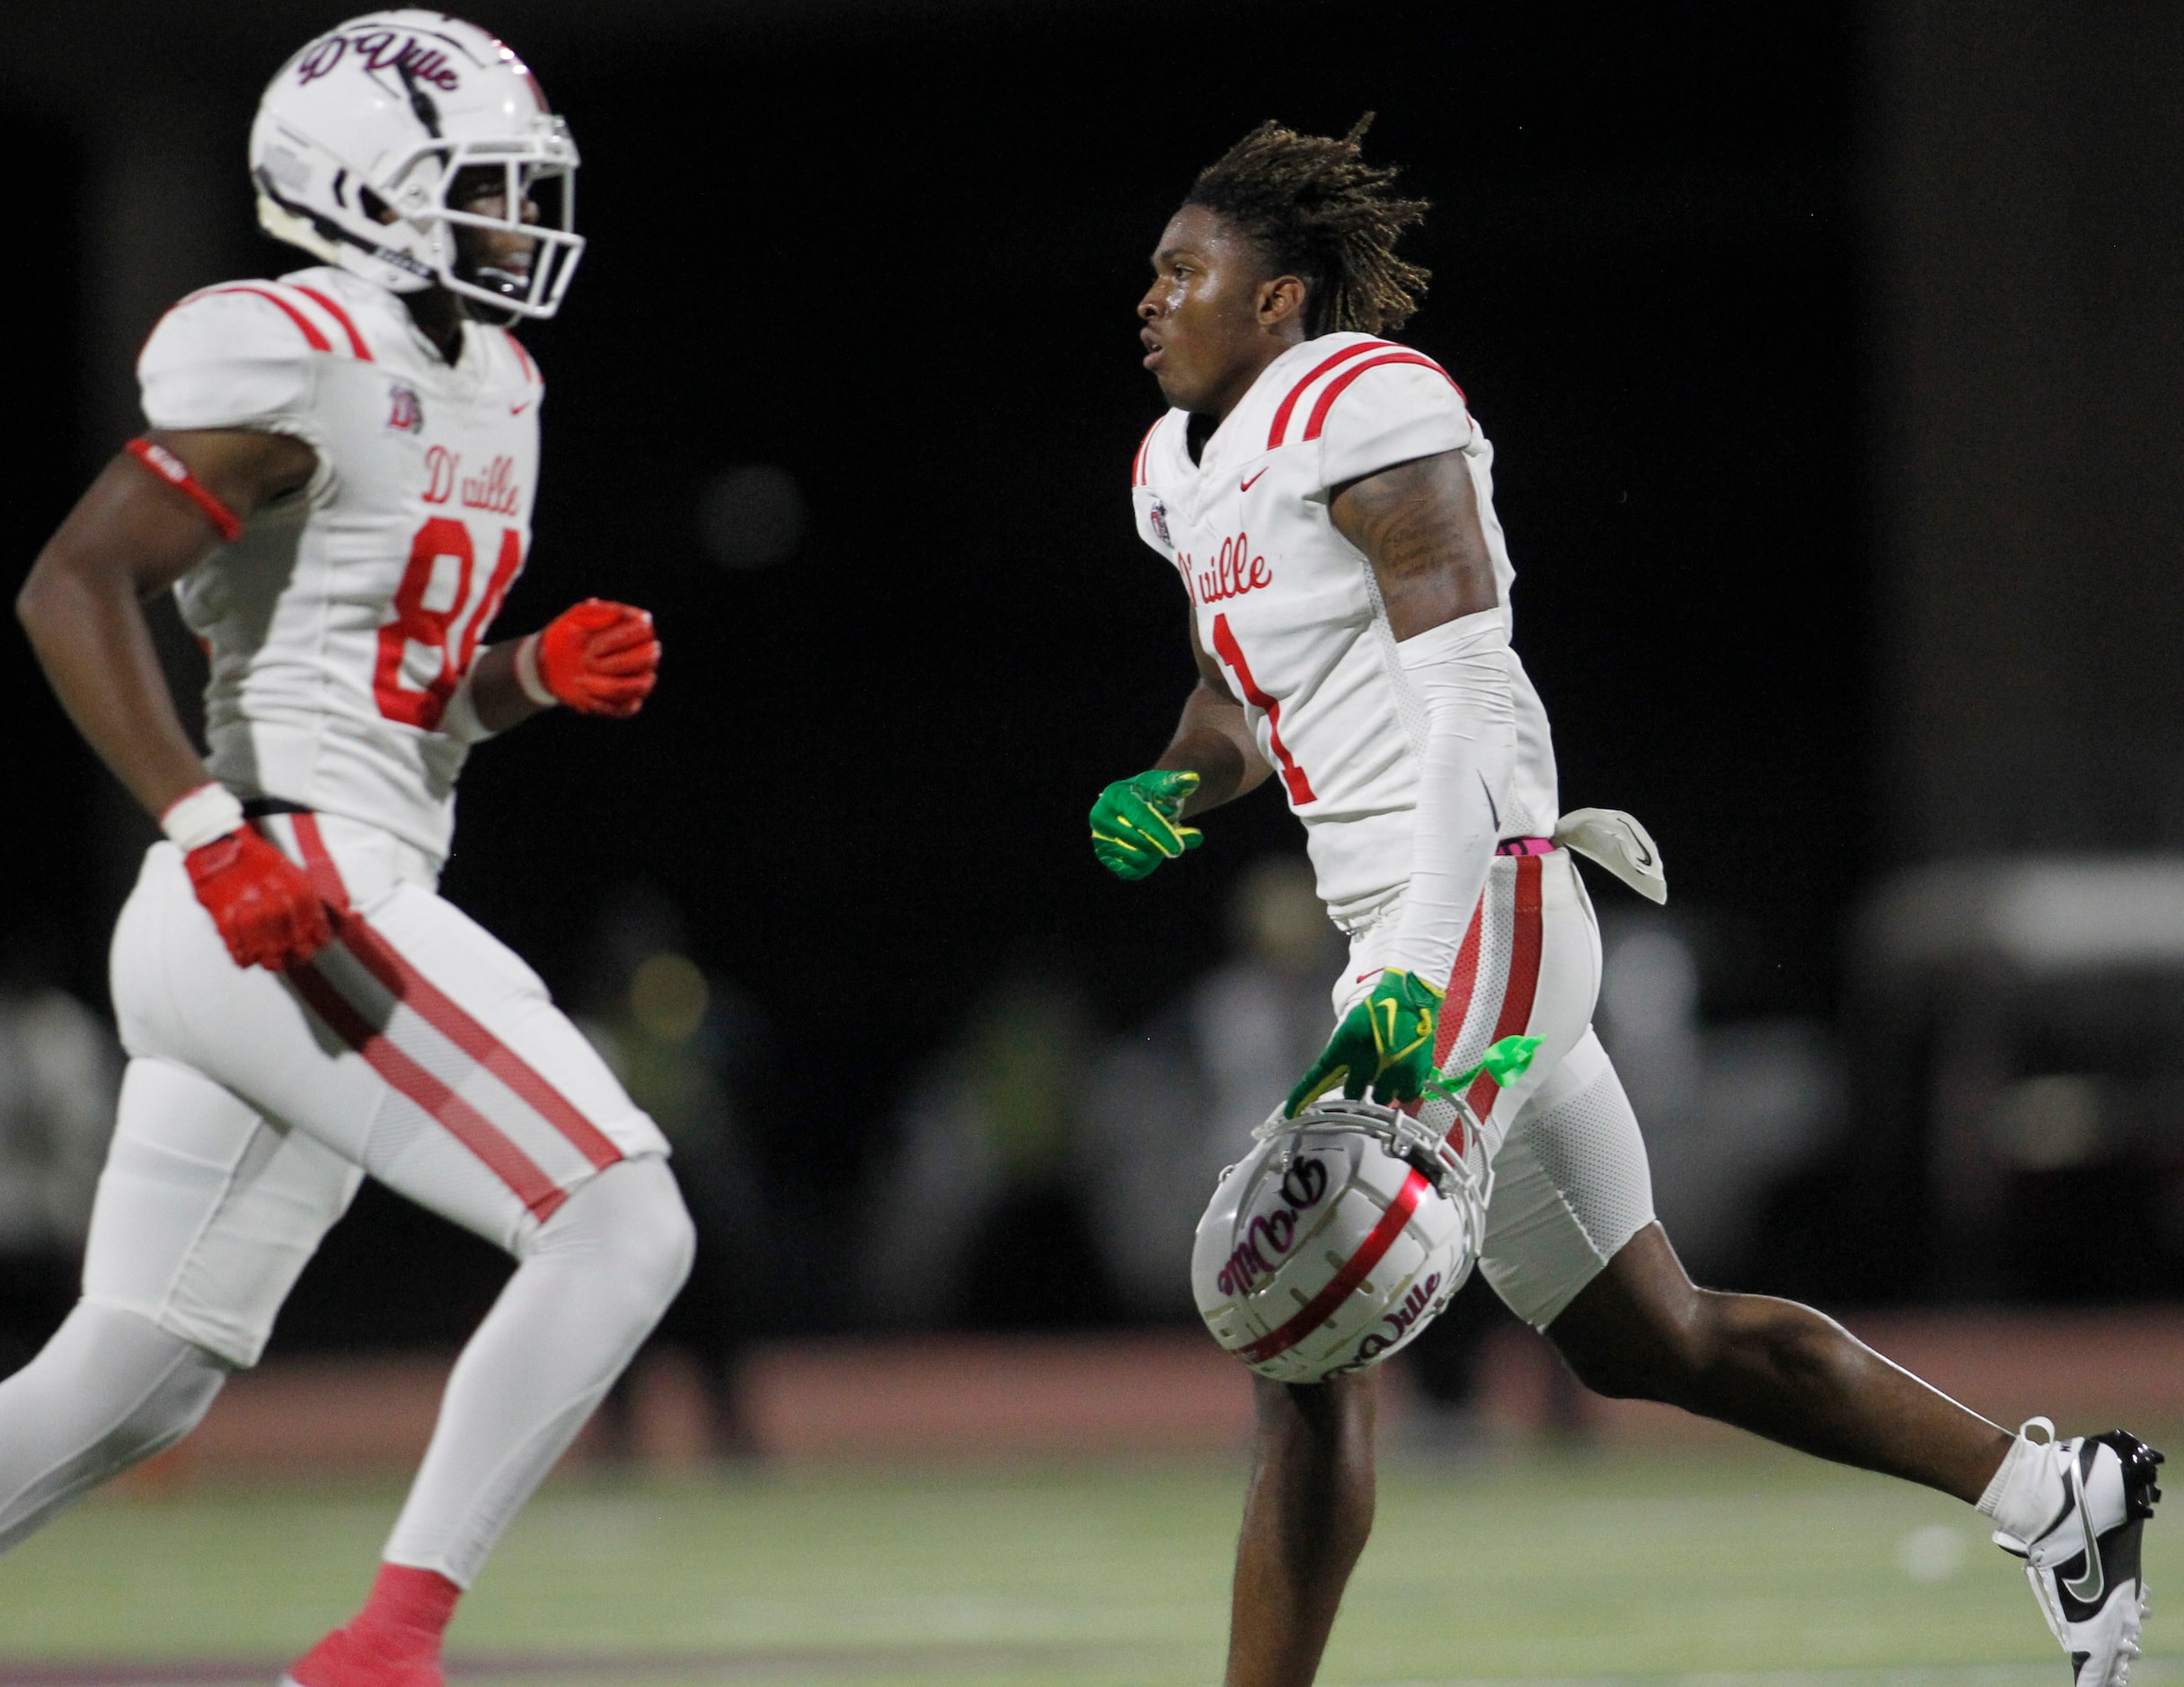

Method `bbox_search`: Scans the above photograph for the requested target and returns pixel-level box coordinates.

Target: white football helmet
[1192,1094,1491,1384]
[249,11,583,319]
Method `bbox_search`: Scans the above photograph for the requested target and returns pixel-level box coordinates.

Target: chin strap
[255,176,436,288]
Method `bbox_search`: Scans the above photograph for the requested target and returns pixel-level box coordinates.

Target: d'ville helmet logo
[1215,1155,1330,1299]
[296,30,464,91]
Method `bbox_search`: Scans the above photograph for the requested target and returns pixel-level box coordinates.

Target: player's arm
[456,601,662,736]
[16,428,334,972]
[1090,611,1273,881]
[17,429,314,817]
[1287,449,1511,1114]
[1161,614,1272,814]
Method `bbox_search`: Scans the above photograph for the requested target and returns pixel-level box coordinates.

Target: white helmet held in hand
[249,11,584,319]
[1190,1035,1536,1383]
[1192,1097,1490,1384]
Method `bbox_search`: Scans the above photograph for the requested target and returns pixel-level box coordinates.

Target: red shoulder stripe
[1267,340,1394,449]
[502,329,541,384]
[1302,352,1463,443]
[1132,416,1163,487]
[287,285,373,361]
[205,286,332,353]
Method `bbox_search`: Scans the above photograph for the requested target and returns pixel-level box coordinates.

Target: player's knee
[1554,1285,1721,1404]
[543,1155,694,1315]
[119,1349,227,1462]
[632,1176,697,1310]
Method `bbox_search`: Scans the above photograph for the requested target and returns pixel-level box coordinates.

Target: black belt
[240,798,312,819]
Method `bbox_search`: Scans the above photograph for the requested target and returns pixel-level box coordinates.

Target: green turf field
[0,1442,2176,1686]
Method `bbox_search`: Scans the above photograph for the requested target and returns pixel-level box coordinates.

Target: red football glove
[183,826,336,972]
[525,599,659,718]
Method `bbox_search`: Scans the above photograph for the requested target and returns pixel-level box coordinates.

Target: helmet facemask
[367,133,584,321]
[436,151,582,322]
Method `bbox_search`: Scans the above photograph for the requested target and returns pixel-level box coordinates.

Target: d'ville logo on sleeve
[386,385,424,434]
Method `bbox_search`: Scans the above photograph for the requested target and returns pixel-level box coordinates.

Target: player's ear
[1257,274,1309,330]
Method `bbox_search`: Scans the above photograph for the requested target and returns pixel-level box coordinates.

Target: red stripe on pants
[1463,854,1544,1121]
[287,962,569,1221]
[290,816,622,1170]
[1433,901,1487,1067]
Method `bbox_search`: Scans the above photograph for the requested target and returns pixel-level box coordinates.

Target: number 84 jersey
[139,264,544,870]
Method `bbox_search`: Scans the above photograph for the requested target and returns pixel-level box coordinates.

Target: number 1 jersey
[1129,333,1561,930]
[138,264,543,868]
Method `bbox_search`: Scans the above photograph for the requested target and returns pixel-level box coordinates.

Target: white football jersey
[1131,332,1560,928]
[138,265,544,868]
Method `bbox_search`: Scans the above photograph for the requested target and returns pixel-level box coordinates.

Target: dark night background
[4,5,1868,1009]
[1,4,1867,1342]
[17,2,2181,1352]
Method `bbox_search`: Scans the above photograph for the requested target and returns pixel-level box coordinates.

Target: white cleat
[1994,1425,2164,1687]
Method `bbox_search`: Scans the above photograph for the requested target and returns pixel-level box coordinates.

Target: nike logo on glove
[1241,469,1267,491]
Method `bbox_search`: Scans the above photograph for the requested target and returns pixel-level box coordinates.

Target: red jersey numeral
[1211,612,1317,805]
[373,517,524,730]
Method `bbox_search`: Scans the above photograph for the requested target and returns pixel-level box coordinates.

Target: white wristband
[514,633,559,709]
[159,782,245,852]
[438,672,499,745]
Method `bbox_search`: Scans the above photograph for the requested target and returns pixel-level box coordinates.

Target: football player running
[1094,118,2162,1687]
[4,14,691,1685]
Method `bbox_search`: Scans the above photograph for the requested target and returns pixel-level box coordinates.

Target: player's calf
[0,1302,227,1554]
[287,1160,694,1687]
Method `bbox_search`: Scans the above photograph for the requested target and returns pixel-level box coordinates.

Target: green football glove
[1090,769,1204,881]
[1286,968,1446,1115]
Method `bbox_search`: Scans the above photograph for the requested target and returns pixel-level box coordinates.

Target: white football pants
[1342,847,1657,1328]
[0,813,691,1585]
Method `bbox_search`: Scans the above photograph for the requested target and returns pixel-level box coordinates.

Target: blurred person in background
[1,17,694,1687]
[1090,116,2160,1687]
[0,924,122,1375]
[1083,855,1340,1317]
[861,965,1115,1328]
[1595,912,1842,1286]
[578,888,770,1454]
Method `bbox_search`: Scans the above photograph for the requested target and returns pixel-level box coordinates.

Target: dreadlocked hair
[1184,115,1430,337]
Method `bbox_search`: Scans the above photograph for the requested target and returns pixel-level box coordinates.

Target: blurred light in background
[699,464,805,570]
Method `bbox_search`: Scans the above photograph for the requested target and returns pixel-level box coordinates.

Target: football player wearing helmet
[1096,119,2162,1687]
[4,15,691,1686]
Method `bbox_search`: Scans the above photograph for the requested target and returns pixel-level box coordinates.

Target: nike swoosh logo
[509,402,534,416]
[1241,469,1267,491]
[2064,1450,2106,1603]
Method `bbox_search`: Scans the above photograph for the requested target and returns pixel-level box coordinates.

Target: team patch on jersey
[1149,497,1172,549]
[386,384,424,433]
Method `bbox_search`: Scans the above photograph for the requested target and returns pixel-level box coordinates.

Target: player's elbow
[15,550,68,648]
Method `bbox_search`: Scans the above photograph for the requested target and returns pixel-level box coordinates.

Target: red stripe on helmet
[1238,1169,1428,1365]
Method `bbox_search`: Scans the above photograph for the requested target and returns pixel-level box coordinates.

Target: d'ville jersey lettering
[422,446,523,515]
[1178,530,1271,606]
